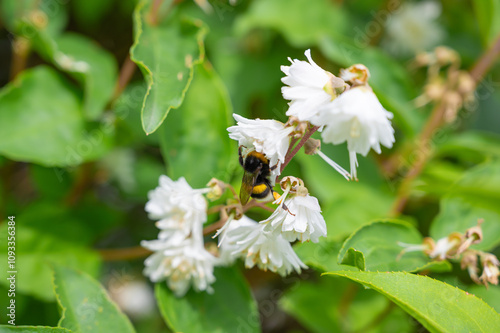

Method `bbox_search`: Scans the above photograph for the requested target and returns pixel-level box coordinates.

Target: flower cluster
[280,50,395,180]
[141,176,217,297]
[141,50,397,296]
[399,220,500,287]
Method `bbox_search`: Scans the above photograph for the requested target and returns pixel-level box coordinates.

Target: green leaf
[436,131,500,162]
[467,285,500,314]
[338,220,451,272]
[55,33,118,119]
[0,327,72,333]
[159,62,236,188]
[0,224,101,301]
[325,271,500,333]
[297,150,394,242]
[0,66,111,166]
[340,248,366,271]
[294,239,358,273]
[12,14,117,120]
[130,0,208,134]
[280,277,413,333]
[53,265,136,333]
[472,0,500,47]
[156,267,261,333]
[430,160,500,251]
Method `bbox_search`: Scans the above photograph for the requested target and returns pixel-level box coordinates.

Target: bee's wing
[239,171,255,205]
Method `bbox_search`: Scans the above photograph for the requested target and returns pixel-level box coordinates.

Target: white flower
[427,234,462,260]
[145,175,208,237]
[108,280,155,319]
[314,86,395,179]
[219,215,307,276]
[384,1,444,56]
[281,49,346,121]
[141,235,217,297]
[227,114,293,181]
[262,194,327,243]
[480,254,500,286]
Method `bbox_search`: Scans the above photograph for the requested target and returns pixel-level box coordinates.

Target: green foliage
[280,277,413,333]
[472,0,500,47]
[156,267,260,333]
[55,33,118,119]
[0,224,101,301]
[430,160,500,251]
[131,0,208,134]
[338,220,451,272]
[159,63,236,187]
[0,327,72,333]
[294,239,358,273]
[1,0,499,331]
[235,0,421,136]
[0,67,112,166]
[297,150,393,241]
[53,265,135,333]
[326,271,500,333]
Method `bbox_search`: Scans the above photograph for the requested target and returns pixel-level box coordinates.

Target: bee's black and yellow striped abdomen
[238,147,275,204]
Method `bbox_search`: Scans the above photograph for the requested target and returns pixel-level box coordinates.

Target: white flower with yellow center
[314,86,395,180]
[261,178,327,243]
[219,215,307,276]
[141,234,217,297]
[227,114,294,182]
[145,175,208,236]
[281,49,346,122]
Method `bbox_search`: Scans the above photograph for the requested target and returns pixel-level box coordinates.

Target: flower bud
[340,64,370,86]
[206,178,225,201]
[304,138,321,155]
[479,253,500,286]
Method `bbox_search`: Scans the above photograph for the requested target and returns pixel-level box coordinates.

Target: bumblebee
[238,147,279,205]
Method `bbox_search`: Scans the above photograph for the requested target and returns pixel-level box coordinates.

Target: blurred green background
[0,0,500,332]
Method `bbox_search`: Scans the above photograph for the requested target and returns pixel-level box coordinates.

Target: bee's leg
[281,202,296,216]
[238,145,245,166]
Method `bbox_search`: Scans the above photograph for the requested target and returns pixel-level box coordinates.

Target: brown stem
[112,55,136,101]
[149,0,164,25]
[469,34,500,83]
[9,37,30,80]
[99,246,153,261]
[390,35,500,216]
[280,126,320,174]
[63,163,94,206]
[202,217,227,236]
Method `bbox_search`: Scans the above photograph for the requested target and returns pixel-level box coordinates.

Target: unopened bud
[29,10,48,29]
[457,71,476,95]
[424,79,446,101]
[324,73,347,98]
[280,176,308,196]
[304,138,321,155]
[461,251,480,284]
[340,64,370,86]
[415,52,433,67]
[206,178,225,201]
[435,46,459,66]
